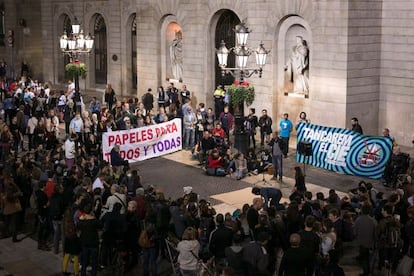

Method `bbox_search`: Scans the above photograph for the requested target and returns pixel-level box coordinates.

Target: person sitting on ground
[212,122,225,143]
[204,149,226,176]
[198,130,216,165]
[256,149,272,174]
[234,153,248,180]
[246,148,259,174]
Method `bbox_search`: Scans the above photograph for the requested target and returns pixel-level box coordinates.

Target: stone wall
[3,0,414,146]
[347,0,382,136]
[380,0,414,146]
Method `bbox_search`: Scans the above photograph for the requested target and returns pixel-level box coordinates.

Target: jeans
[260,130,270,146]
[235,169,247,179]
[248,133,256,148]
[81,247,98,276]
[280,137,289,156]
[184,128,195,149]
[143,247,158,276]
[272,154,283,178]
[52,220,62,252]
[38,215,50,243]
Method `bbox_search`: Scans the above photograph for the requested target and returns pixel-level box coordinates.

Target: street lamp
[59,17,94,112]
[216,21,269,154]
[216,21,269,82]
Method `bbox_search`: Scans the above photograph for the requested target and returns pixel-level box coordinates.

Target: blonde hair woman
[177,227,200,276]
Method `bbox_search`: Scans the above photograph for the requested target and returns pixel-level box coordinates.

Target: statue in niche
[285,36,309,94]
[170,30,183,81]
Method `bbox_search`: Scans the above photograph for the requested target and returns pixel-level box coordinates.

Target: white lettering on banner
[102,119,182,163]
[302,127,354,167]
[302,128,353,147]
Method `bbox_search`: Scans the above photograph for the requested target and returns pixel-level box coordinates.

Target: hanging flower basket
[65,61,88,79]
[227,80,255,107]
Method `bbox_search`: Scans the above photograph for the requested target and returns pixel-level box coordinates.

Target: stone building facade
[1,0,414,145]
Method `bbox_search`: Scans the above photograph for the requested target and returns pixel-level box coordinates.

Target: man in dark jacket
[209,213,233,266]
[242,231,270,276]
[198,130,216,165]
[142,88,154,113]
[252,186,282,211]
[110,145,128,168]
[279,233,312,276]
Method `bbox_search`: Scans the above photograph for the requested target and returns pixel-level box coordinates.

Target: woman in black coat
[289,166,306,202]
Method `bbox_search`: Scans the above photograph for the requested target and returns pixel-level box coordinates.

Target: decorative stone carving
[284,36,309,95]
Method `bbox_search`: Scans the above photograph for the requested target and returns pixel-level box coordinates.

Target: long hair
[294,166,304,179]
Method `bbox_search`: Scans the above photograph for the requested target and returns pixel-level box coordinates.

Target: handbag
[396,254,413,276]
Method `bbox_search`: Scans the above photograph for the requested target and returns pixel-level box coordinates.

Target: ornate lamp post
[59,17,94,112]
[216,21,269,153]
[216,21,269,82]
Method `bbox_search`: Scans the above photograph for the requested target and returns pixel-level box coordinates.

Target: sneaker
[271,176,277,180]
[253,169,258,175]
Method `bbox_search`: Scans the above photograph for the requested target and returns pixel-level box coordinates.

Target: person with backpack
[139,221,158,276]
[376,203,402,272]
[354,204,377,276]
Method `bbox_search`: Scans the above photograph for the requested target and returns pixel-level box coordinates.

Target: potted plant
[65,60,88,79]
[226,80,255,109]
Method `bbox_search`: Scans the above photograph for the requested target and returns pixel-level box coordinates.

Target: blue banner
[296,123,393,179]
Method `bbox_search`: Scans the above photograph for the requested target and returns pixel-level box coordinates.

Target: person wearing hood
[177,226,200,276]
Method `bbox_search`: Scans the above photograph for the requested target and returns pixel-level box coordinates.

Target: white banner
[102,118,182,163]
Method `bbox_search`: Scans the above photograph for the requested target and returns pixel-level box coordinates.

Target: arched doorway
[94,14,107,84]
[131,15,137,90]
[58,14,72,83]
[215,10,240,87]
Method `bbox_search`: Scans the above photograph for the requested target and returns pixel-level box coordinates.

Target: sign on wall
[296,123,393,179]
[102,119,182,163]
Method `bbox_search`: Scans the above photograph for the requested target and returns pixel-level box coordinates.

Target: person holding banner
[110,145,128,175]
[351,117,363,134]
[295,111,309,130]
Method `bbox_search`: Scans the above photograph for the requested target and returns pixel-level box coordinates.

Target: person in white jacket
[177,226,200,275]
[27,115,38,150]
[64,134,76,170]
[102,184,127,216]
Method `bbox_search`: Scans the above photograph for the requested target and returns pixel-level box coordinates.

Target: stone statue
[285,36,309,94]
[170,30,183,81]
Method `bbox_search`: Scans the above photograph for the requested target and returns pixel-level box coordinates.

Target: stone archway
[57,14,71,83]
[214,10,240,88]
[93,14,107,85]
[276,16,312,97]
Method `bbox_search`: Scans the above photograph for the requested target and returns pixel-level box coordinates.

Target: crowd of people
[0,75,414,276]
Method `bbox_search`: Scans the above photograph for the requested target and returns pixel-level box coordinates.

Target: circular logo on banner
[346,137,392,178]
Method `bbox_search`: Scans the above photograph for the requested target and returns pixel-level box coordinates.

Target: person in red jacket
[212,123,225,144]
[207,149,223,169]
[204,149,227,176]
